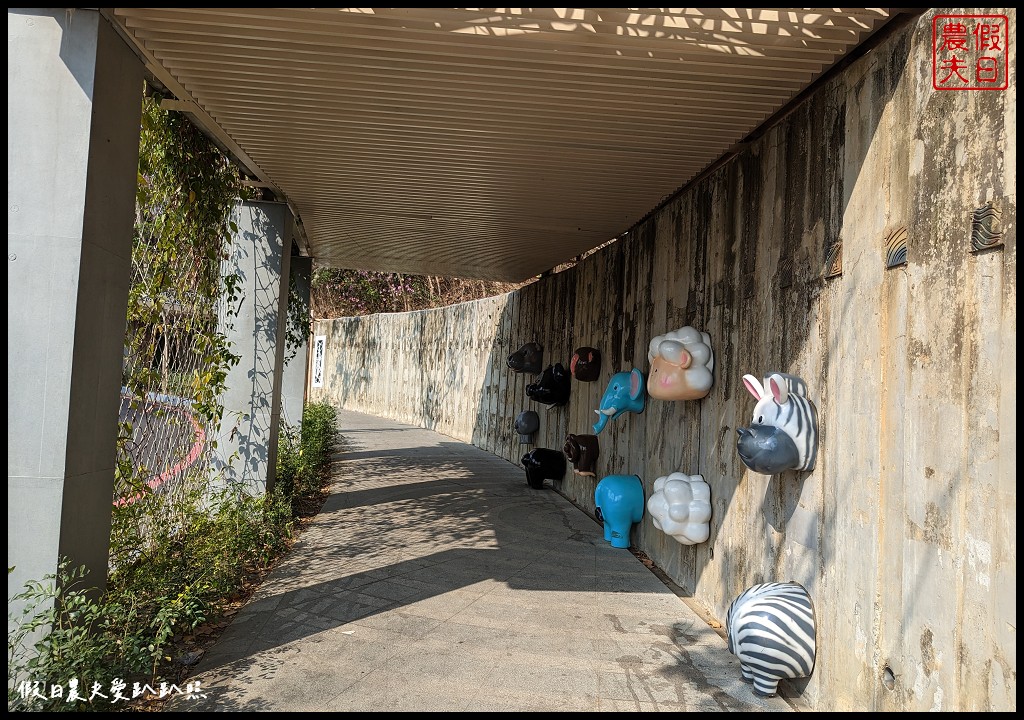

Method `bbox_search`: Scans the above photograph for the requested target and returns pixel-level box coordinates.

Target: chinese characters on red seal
[933,14,1009,90]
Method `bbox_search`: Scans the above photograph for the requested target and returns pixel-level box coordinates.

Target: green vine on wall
[283,271,310,364]
[8,83,295,712]
[117,88,259,496]
[125,89,245,421]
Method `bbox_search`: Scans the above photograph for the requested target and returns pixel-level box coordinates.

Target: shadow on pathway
[174,410,798,712]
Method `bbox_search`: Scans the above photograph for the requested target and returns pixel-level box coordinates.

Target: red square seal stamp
[933,14,1010,90]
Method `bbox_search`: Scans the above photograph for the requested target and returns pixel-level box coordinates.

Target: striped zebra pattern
[746,373,818,472]
[971,202,1003,252]
[824,239,842,279]
[726,581,817,698]
[884,226,908,268]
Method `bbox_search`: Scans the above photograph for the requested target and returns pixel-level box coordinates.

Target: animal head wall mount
[726,581,817,698]
[513,410,540,444]
[570,346,602,382]
[646,472,712,545]
[507,342,543,374]
[647,326,714,401]
[592,369,645,434]
[736,373,818,474]
[563,433,599,476]
[521,448,566,489]
[526,363,571,407]
[594,474,645,549]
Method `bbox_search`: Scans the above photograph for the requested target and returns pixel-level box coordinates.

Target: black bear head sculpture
[526,363,571,407]
[507,342,543,374]
[521,448,566,489]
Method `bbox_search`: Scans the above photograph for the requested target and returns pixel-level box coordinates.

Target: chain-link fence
[114,94,244,516]
[117,302,220,507]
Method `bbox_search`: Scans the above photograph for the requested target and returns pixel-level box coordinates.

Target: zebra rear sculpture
[726,581,817,697]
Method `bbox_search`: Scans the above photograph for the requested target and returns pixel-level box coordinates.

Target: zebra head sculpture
[726,581,817,697]
[736,373,818,474]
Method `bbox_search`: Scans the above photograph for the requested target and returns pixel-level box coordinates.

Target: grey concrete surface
[280,255,312,428]
[177,410,800,712]
[7,8,143,601]
[213,201,292,495]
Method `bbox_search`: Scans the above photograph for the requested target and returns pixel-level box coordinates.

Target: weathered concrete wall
[214,201,292,494]
[311,10,1015,712]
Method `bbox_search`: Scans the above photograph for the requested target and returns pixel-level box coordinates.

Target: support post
[7,8,144,599]
[214,201,292,495]
[281,256,313,428]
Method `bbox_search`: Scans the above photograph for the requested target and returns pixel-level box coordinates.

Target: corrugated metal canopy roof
[110,7,894,281]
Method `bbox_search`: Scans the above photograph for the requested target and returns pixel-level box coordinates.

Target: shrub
[276,401,338,515]
[7,481,298,711]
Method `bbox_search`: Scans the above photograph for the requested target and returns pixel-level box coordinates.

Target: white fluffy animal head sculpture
[647,326,714,401]
[646,472,712,545]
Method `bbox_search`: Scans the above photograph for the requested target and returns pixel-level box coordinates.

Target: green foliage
[108,477,295,617]
[276,402,339,514]
[8,562,131,712]
[122,89,248,441]
[8,482,295,711]
[8,403,337,711]
[6,88,341,713]
[310,266,432,316]
[276,423,302,503]
[283,271,311,363]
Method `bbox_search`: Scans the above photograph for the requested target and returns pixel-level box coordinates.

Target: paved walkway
[178,410,798,712]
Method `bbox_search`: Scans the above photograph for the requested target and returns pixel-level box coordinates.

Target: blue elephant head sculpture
[592,368,646,434]
[594,475,644,549]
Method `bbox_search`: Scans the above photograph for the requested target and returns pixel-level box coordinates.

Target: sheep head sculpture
[646,472,712,545]
[646,326,714,401]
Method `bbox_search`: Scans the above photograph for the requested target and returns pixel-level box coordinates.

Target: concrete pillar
[281,256,312,428]
[7,9,144,599]
[215,201,292,495]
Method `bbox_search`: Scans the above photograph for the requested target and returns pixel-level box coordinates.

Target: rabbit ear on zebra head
[742,374,765,400]
[768,373,788,403]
